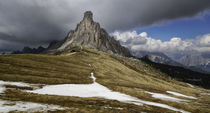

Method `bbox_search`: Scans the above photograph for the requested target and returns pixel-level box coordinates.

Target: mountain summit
[47,11,131,56]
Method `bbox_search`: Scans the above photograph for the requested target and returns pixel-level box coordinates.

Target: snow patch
[138,100,189,113]
[186,83,194,88]
[28,73,189,113]
[90,72,96,82]
[104,106,123,110]
[200,93,210,96]
[0,75,190,113]
[0,99,66,113]
[0,81,67,112]
[0,80,31,87]
[0,80,33,94]
[28,81,143,105]
[0,87,5,94]
[145,91,188,102]
[0,80,43,93]
[166,91,197,99]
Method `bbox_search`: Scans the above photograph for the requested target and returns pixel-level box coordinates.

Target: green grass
[0,47,210,113]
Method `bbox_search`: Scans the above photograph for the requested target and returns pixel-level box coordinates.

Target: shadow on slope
[140,56,210,89]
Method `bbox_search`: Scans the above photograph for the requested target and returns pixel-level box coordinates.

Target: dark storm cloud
[0,0,210,51]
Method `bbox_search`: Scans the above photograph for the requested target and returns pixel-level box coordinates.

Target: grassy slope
[0,48,210,113]
[0,54,93,84]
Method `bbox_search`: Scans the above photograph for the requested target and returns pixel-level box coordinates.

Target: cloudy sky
[0,0,210,56]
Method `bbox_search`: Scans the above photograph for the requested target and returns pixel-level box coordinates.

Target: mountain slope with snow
[0,11,209,113]
[0,48,210,112]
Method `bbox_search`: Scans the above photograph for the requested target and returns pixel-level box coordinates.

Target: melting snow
[90,72,96,82]
[0,80,42,94]
[0,99,66,113]
[0,80,32,94]
[104,106,123,110]
[0,80,31,87]
[200,93,210,96]
[0,81,67,112]
[186,83,194,88]
[0,75,190,113]
[28,73,189,113]
[145,91,188,102]
[28,79,143,105]
[166,91,197,99]
[0,87,5,94]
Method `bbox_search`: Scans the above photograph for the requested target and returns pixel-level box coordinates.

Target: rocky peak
[47,11,131,57]
[83,11,93,22]
[75,11,100,33]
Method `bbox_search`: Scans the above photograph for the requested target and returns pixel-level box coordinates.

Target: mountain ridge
[46,11,131,57]
[132,51,183,67]
[175,54,210,73]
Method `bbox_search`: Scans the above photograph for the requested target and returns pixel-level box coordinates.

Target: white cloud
[140,32,148,38]
[112,31,210,55]
[195,34,210,47]
[112,31,147,45]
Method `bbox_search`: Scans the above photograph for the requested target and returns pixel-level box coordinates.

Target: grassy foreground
[0,48,210,113]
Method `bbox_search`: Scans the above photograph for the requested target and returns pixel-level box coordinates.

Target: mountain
[132,51,183,67]
[46,11,131,57]
[176,53,210,73]
[12,46,46,54]
[132,51,210,73]
[1,11,210,113]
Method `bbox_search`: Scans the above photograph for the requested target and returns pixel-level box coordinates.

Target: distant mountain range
[175,53,210,73]
[132,51,183,67]
[12,46,46,54]
[132,51,210,73]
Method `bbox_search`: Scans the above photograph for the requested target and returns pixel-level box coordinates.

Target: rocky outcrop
[47,11,131,57]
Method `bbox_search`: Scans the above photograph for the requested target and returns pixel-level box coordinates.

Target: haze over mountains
[175,53,210,72]
[132,50,210,73]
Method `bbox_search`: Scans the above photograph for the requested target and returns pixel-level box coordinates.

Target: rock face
[48,11,131,57]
